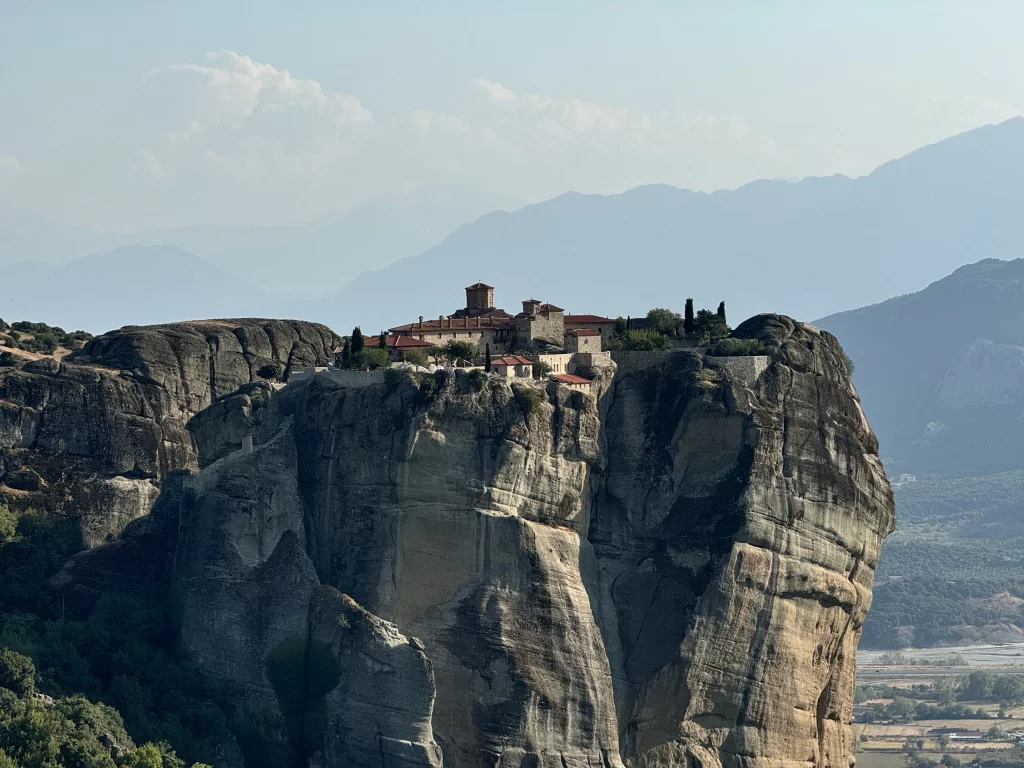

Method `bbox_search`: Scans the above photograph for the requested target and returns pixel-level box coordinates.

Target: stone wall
[610,349,674,374]
[514,310,564,347]
[288,369,385,388]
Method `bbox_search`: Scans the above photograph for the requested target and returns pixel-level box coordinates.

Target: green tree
[0,648,34,696]
[440,340,477,367]
[886,696,918,722]
[484,344,492,372]
[965,671,995,699]
[717,301,726,324]
[623,329,669,351]
[353,348,391,369]
[379,332,387,348]
[350,327,364,355]
[684,299,694,335]
[614,317,627,336]
[403,348,428,367]
[533,361,552,379]
[646,308,682,336]
[256,362,283,380]
[693,308,728,341]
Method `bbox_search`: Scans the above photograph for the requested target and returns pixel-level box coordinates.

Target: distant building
[564,328,602,354]
[491,355,534,378]
[551,373,592,392]
[380,334,433,362]
[513,300,565,348]
[564,313,616,343]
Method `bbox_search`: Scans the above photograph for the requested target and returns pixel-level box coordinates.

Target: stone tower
[465,282,495,311]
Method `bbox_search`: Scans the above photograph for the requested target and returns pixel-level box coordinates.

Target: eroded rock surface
[0,319,338,544]
[64,314,894,768]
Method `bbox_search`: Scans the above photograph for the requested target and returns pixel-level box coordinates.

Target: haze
[2,1,1023,232]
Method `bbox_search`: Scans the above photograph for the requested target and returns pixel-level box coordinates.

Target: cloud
[0,155,20,174]
[107,52,789,226]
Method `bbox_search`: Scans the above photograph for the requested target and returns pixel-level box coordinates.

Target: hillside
[318,118,1024,334]
[817,257,1024,474]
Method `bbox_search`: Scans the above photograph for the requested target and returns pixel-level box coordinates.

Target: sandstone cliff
[62,314,894,768]
[0,319,339,545]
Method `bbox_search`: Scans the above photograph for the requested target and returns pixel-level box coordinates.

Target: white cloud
[0,155,20,174]
[89,52,791,227]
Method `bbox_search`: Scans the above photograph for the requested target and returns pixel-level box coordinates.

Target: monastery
[387,283,615,357]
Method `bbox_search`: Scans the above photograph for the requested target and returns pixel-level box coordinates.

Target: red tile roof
[552,373,591,385]
[564,314,614,324]
[566,329,601,336]
[384,335,432,349]
[492,356,533,366]
[390,316,512,333]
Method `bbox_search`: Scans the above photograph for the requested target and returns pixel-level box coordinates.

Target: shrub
[438,340,476,367]
[403,349,428,367]
[468,369,487,392]
[383,367,400,388]
[416,372,440,402]
[646,308,683,336]
[0,648,35,696]
[709,338,765,356]
[353,348,391,370]
[623,329,669,351]
[0,352,15,367]
[532,361,552,379]
[256,362,283,380]
[514,387,543,417]
[843,351,856,375]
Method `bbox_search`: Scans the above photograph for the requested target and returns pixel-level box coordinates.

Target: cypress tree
[717,301,726,323]
[626,315,632,331]
[379,332,386,348]
[341,341,350,366]
[484,344,492,372]
[351,326,364,354]
[684,299,694,335]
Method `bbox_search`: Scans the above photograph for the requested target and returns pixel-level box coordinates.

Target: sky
[1,1,1022,232]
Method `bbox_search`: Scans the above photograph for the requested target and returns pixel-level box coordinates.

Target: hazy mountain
[318,118,1024,335]
[0,205,118,267]
[0,185,522,299]
[817,257,1024,474]
[0,246,270,333]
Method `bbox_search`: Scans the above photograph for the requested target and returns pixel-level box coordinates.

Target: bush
[256,362,283,380]
[403,349,428,367]
[352,348,391,370]
[0,352,15,367]
[0,648,35,696]
[646,308,683,336]
[383,367,401,388]
[532,361,552,379]
[708,338,765,356]
[467,369,487,392]
[514,387,543,417]
[623,329,669,351]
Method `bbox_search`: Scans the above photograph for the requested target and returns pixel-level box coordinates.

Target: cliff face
[0,319,339,545]
[63,314,894,768]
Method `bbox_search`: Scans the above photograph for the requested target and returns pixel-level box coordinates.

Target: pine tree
[717,301,726,323]
[684,299,694,335]
[484,344,492,372]
[351,327,364,354]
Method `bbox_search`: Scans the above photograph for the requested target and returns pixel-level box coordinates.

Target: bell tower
[465,282,495,311]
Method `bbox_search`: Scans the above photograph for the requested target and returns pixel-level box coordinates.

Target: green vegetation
[430,340,476,367]
[0,352,14,367]
[532,361,552,379]
[645,308,683,336]
[854,672,1024,724]
[693,308,728,341]
[467,369,487,392]
[402,348,428,367]
[864,469,1024,648]
[623,329,669,350]
[684,299,694,335]
[708,338,765,356]
[0,320,93,355]
[0,504,232,765]
[514,386,543,417]
[351,347,390,369]
[256,362,283,381]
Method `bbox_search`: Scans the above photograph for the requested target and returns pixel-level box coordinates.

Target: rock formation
[0,319,339,545]
[62,314,894,767]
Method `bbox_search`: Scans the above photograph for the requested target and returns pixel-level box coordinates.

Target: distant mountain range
[0,184,522,300]
[318,118,1024,335]
[0,246,270,332]
[817,257,1024,475]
